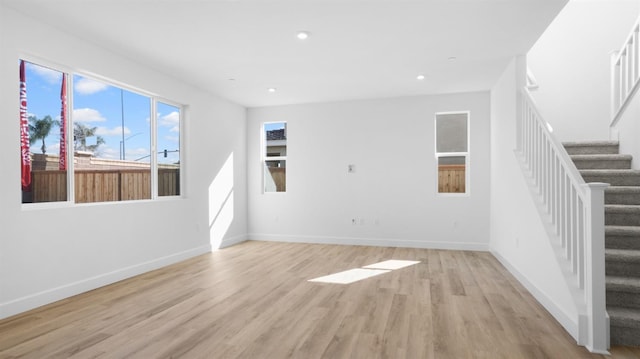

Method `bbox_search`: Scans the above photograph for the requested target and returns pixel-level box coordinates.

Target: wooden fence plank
[30,169,177,203]
[438,165,465,193]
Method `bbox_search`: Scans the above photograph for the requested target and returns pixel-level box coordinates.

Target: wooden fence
[158,168,180,197]
[30,169,179,203]
[438,165,465,193]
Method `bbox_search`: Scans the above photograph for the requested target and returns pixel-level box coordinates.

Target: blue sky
[23,61,180,165]
[264,122,285,132]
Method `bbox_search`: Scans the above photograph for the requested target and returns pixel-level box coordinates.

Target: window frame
[155,99,184,198]
[434,111,470,196]
[261,121,287,194]
[19,56,185,208]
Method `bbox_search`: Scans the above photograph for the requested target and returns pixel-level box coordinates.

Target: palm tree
[74,123,105,154]
[28,115,57,155]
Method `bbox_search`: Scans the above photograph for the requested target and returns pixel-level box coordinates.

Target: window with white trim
[263,122,286,193]
[19,59,183,204]
[156,102,181,197]
[19,61,68,203]
[435,112,469,194]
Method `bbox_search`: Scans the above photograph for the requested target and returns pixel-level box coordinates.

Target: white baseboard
[0,244,211,320]
[219,234,248,249]
[491,249,579,341]
[248,233,489,251]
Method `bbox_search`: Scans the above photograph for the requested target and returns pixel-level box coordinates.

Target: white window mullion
[150,99,158,199]
[67,73,75,204]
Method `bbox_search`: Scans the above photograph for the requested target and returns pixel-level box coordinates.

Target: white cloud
[127,147,149,157]
[164,135,180,143]
[73,108,106,122]
[100,146,118,159]
[96,126,131,136]
[126,147,150,161]
[75,77,108,95]
[159,111,180,127]
[29,63,62,84]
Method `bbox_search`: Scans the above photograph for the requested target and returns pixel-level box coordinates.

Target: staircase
[565,140,640,347]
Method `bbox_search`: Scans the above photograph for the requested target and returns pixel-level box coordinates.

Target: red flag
[59,74,67,170]
[20,60,31,191]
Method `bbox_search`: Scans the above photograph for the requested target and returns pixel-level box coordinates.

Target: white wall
[528,0,640,142]
[490,57,580,340]
[612,88,640,169]
[247,93,491,250]
[0,5,247,319]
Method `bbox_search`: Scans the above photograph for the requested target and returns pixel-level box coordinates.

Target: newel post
[583,182,610,354]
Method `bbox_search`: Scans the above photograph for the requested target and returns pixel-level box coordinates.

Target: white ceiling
[3,0,568,108]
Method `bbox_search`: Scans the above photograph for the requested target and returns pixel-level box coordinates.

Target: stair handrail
[611,17,640,127]
[518,88,609,353]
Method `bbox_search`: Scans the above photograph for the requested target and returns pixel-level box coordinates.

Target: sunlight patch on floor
[308,260,420,284]
[363,260,421,270]
[308,268,390,284]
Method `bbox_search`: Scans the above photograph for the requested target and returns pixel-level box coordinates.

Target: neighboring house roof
[266,129,286,141]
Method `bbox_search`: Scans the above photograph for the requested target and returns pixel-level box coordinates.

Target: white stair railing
[517,88,609,353]
[611,18,640,126]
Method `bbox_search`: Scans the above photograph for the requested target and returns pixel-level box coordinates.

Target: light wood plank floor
[1,241,639,358]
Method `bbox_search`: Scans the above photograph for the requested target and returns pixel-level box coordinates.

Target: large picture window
[19,60,183,204]
[263,122,286,193]
[72,75,152,203]
[435,112,469,194]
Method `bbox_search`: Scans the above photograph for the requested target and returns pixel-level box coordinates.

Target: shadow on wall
[209,152,234,249]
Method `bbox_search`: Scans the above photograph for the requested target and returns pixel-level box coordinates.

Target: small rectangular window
[435,112,469,194]
[263,122,286,192]
[157,102,181,197]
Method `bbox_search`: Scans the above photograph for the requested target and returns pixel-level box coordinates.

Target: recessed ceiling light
[296,31,310,40]
[416,74,425,80]
[268,87,277,93]
[448,56,457,61]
